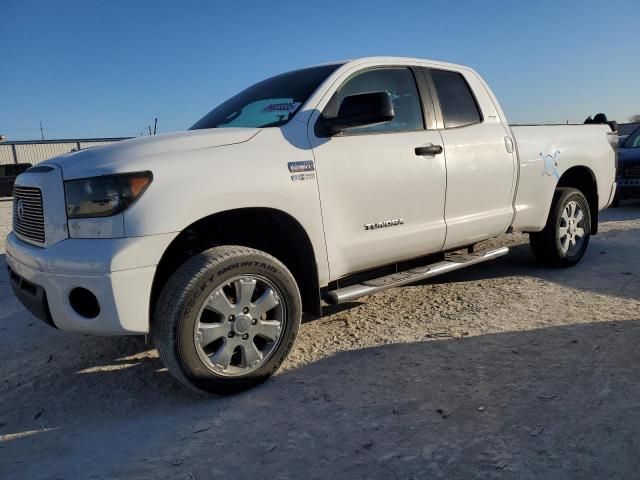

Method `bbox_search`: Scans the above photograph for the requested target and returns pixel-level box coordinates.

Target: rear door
[308,66,447,279]
[425,67,516,249]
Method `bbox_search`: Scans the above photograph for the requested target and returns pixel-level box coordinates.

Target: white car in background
[6,57,617,394]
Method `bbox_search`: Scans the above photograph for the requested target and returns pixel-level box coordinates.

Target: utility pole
[39,121,45,140]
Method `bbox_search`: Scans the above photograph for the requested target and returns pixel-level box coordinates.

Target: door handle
[415,145,443,156]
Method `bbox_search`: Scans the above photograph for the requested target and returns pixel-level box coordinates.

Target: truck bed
[509,124,617,233]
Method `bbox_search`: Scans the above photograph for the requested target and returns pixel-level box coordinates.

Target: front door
[308,66,447,279]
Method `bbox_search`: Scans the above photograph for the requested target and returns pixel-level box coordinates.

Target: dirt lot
[1,198,640,479]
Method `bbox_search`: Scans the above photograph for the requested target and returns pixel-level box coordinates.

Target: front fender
[122,128,330,285]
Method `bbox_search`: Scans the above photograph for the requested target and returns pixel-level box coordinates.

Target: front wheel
[529,188,591,267]
[153,246,302,394]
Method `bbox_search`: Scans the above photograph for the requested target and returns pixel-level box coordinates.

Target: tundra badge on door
[364,218,405,230]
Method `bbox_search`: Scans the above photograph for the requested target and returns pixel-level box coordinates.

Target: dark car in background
[613,126,640,206]
[0,163,32,197]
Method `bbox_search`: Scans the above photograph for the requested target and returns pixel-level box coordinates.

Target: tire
[529,188,591,267]
[153,246,302,394]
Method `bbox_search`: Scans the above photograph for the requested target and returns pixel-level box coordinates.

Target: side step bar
[325,246,509,305]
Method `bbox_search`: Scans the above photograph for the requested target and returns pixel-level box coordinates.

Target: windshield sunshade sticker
[540,150,560,180]
[288,161,315,173]
[261,102,301,113]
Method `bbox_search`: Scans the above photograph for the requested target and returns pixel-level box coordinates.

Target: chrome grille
[13,186,46,244]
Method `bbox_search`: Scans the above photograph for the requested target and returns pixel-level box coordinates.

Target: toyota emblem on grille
[16,198,24,223]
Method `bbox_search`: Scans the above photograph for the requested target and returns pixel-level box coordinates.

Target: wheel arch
[149,207,322,327]
[557,166,599,234]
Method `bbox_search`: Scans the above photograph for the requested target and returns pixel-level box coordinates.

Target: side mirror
[322,91,395,135]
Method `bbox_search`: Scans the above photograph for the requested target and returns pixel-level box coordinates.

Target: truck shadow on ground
[1,317,640,479]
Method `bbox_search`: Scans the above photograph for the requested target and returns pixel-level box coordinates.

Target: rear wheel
[529,188,591,267]
[153,246,301,394]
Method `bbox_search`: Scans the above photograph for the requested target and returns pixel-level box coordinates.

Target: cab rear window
[431,69,482,128]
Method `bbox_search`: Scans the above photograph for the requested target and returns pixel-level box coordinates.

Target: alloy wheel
[194,275,286,376]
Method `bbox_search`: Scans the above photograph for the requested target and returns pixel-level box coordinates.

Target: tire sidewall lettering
[216,261,278,277]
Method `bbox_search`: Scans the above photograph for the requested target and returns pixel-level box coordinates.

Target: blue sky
[1,0,638,140]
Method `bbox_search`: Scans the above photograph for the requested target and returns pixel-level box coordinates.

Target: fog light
[69,288,100,319]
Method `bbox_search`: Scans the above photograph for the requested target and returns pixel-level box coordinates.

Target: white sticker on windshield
[261,102,301,113]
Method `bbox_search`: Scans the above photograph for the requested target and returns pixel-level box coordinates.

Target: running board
[325,246,509,305]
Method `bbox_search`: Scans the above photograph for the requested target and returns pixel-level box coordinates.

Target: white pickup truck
[6,57,617,393]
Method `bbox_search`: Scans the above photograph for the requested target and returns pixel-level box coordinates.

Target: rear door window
[430,69,482,128]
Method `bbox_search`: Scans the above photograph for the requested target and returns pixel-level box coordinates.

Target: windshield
[623,127,640,148]
[190,64,343,130]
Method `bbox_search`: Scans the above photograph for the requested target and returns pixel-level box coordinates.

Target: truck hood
[45,128,260,180]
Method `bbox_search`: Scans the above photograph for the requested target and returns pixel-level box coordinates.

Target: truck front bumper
[5,232,177,335]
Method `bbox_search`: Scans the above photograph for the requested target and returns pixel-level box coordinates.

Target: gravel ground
[1,198,640,479]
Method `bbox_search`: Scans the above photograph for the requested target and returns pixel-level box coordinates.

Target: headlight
[65,171,153,219]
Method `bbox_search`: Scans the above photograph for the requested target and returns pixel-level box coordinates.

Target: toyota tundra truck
[6,57,617,394]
